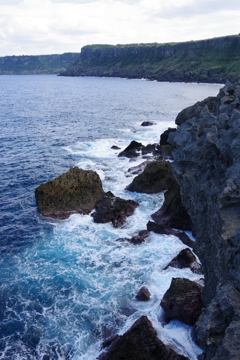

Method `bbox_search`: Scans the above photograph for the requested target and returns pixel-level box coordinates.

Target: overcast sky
[0,0,239,56]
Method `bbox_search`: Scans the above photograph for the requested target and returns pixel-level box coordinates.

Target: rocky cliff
[0,52,79,75]
[169,81,240,359]
[59,35,240,84]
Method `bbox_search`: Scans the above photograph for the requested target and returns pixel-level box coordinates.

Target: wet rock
[126,160,150,177]
[136,286,151,301]
[116,230,150,244]
[160,278,203,326]
[126,160,174,194]
[98,315,189,360]
[118,140,144,158]
[151,179,192,231]
[101,335,120,349]
[142,143,157,155]
[92,191,139,227]
[129,230,150,244]
[147,221,194,248]
[111,145,121,150]
[160,128,177,146]
[141,121,155,126]
[164,248,203,275]
[35,167,104,219]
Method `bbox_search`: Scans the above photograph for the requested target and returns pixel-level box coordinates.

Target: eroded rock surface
[151,178,192,231]
[170,81,240,359]
[98,316,189,360]
[160,278,203,326]
[92,191,139,227]
[35,167,104,219]
[164,248,203,275]
[126,160,174,193]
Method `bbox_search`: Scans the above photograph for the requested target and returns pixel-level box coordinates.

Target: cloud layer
[0,0,239,56]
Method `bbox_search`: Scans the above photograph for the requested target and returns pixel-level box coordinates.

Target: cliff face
[60,35,240,84]
[0,52,79,75]
[169,81,240,359]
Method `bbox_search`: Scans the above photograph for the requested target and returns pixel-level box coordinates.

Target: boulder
[151,179,192,231]
[164,248,203,275]
[111,145,121,150]
[116,230,150,244]
[160,128,177,146]
[136,286,151,301]
[118,140,144,158]
[35,167,104,219]
[141,121,155,126]
[160,278,203,326]
[126,160,174,194]
[92,191,139,227]
[147,221,194,248]
[98,316,189,360]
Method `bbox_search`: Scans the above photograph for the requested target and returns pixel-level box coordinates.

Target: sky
[0,0,240,56]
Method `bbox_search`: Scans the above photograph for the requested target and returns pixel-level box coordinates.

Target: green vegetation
[0,52,79,75]
[60,35,240,83]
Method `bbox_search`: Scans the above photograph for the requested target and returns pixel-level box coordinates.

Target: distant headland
[59,34,240,84]
[2,35,240,84]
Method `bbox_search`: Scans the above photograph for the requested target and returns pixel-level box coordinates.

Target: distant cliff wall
[0,53,79,75]
[170,81,240,359]
[59,35,240,84]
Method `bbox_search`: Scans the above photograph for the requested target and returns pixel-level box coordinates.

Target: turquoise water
[0,75,221,359]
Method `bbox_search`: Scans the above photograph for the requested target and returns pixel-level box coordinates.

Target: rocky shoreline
[35,81,240,359]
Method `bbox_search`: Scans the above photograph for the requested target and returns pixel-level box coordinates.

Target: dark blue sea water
[0,75,221,359]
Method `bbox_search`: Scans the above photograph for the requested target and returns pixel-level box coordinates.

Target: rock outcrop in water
[161,278,203,326]
[98,315,189,360]
[169,81,240,359]
[35,167,104,219]
[92,191,139,227]
[126,160,173,194]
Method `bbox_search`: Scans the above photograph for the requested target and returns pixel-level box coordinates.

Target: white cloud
[0,0,239,56]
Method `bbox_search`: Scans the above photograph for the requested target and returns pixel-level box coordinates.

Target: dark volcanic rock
[136,286,151,301]
[111,145,121,150]
[118,140,144,158]
[141,121,155,126]
[126,160,174,194]
[35,167,104,219]
[164,248,203,275]
[170,81,240,359]
[129,229,150,244]
[151,179,192,231]
[160,278,203,326]
[92,191,139,227]
[98,315,189,360]
[147,221,194,248]
[116,230,150,244]
[160,127,177,146]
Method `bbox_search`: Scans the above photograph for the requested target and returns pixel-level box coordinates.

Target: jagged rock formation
[98,315,189,360]
[164,248,203,275]
[59,35,240,84]
[92,191,139,227]
[161,278,203,326]
[151,179,192,231]
[126,160,173,193]
[169,81,240,359]
[0,53,79,75]
[35,167,104,219]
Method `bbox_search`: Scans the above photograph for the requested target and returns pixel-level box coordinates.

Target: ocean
[0,75,222,360]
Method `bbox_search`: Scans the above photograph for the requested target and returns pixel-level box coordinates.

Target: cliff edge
[59,35,240,84]
[170,81,240,359]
